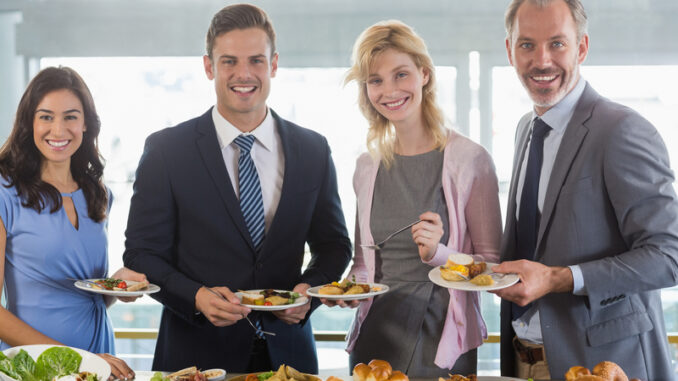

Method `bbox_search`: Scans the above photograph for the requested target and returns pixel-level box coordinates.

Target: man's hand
[412,211,444,262]
[272,283,312,324]
[97,353,134,380]
[490,260,574,306]
[195,286,251,327]
[110,267,147,303]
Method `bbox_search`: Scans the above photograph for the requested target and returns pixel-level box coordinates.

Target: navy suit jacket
[123,108,351,373]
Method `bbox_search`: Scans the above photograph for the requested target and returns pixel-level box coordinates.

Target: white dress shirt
[512,77,587,343]
[211,106,285,233]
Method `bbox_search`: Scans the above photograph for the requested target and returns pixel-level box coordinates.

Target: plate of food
[428,253,519,292]
[0,344,110,381]
[306,277,389,301]
[73,278,160,297]
[144,367,226,381]
[236,289,309,311]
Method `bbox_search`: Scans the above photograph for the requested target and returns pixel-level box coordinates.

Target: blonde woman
[336,21,502,376]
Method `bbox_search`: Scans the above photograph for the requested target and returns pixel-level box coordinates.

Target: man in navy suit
[123,3,351,374]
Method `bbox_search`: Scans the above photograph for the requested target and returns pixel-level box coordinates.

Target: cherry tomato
[117,281,127,289]
[264,301,272,306]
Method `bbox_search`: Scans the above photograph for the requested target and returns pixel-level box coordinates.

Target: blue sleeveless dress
[0,178,114,354]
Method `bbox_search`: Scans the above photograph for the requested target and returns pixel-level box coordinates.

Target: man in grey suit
[492,0,678,380]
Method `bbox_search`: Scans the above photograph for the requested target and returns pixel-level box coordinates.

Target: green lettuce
[0,357,20,380]
[35,347,81,381]
[10,350,38,381]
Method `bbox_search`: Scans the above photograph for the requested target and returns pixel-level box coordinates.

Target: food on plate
[469,274,493,286]
[243,365,319,381]
[156,366,207,381]
[239,289,301,306]
[437,374,477,381]
[352,359,407,381]
[564,361,630,381]
[317,276,378,296]
[90,278,149,292]
[0,346,95,381]
[439,253,492,285]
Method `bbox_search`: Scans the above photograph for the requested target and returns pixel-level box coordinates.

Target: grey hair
[505,0,588,41]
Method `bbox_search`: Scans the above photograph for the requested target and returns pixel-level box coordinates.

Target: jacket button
[256,262,263,270]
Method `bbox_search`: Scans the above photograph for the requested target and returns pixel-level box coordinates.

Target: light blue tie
[234,134,266,252]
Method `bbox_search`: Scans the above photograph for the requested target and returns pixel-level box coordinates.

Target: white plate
[74,279,161,297]
[428,262,519,291]
[306,283,389,300]
[235,290,309,311]
[1,344,110,381]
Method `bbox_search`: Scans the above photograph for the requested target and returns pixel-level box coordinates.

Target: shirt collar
[532,76,587,135]
[212,106,276,151]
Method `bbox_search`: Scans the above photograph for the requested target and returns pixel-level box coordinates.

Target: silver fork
[204,287,276,336]
[360,219,423,250]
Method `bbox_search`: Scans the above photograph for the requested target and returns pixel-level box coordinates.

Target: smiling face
[204,27,278,131]
[366,48,429,129]
[33,89,86,166]
[506,0,589,115]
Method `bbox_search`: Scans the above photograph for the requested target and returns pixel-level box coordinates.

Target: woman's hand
[97,353,134,380]
[412,211,444,262]
[110,267,147,303]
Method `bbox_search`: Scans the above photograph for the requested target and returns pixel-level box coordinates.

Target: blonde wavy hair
[345,20,447,167]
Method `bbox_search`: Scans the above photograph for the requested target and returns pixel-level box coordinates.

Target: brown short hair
[206,3,276,59]
[505,0,588,41]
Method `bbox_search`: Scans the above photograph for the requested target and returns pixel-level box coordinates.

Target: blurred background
[1,0,677,376]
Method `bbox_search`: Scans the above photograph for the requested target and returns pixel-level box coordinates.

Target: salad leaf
[11,350,38,381]
[257,371,274,381]
[0,357,20,380]
[84,373,99,381]
[35,347,81,381]
[150,372,165,381]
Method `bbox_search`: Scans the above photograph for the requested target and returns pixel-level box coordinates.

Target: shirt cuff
[569,264,587,295]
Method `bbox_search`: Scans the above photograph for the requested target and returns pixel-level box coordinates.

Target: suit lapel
[195,109,252,248]
[536,85,598,256]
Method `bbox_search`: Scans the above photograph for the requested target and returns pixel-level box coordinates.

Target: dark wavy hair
[0,66,107,222]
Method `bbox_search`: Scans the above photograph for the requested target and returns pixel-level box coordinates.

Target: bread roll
[592,361,628,381]
[570,376,606,381]
[367,366,391,381]
[353,363,371,381]
[388,371,408,381]
[565,365,591,381]
[367,360,392,375]
[240,292,263,305]
[446,253,473,266]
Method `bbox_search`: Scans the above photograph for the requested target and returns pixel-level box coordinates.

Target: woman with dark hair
[0,66,144,379]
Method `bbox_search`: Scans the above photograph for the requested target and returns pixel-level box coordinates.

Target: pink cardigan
[345,130,502,369]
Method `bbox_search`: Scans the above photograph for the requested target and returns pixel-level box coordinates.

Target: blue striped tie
[234,135,266,339]
[234,135,266,252]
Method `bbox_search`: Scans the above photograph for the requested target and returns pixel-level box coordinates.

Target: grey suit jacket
[500,83,678,381]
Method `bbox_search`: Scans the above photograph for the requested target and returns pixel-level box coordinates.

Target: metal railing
[114,329,678,344]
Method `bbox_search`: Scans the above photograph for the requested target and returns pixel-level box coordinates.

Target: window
[40,57,457,372]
